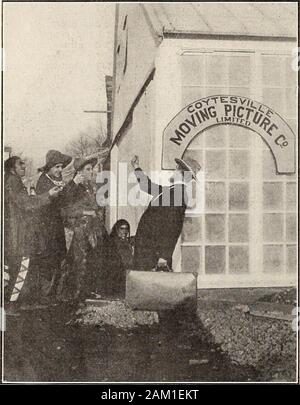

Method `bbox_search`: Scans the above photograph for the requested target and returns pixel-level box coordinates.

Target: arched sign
[162,95,296,174]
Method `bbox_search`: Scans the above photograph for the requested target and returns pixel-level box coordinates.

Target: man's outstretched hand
[131,155,140,170]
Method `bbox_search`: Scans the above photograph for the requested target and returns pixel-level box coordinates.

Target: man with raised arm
[131,155,201,271]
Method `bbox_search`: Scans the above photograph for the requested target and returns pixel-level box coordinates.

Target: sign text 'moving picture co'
[162,95,295,174]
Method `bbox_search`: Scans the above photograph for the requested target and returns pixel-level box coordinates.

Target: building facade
[109,3,297,288]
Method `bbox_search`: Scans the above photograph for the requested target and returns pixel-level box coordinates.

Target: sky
[3,2,115,169]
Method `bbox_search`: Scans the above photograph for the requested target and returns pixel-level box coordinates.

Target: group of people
[4,150,133,307]
[4,147,201,309]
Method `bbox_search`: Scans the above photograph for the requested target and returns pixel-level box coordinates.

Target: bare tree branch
[64,125,107,158]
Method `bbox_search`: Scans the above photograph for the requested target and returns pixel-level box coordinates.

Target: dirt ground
[197,287,297,382]
[3,289,297,383]
[3,303,255,383]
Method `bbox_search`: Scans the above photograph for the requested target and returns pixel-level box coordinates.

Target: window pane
[263,182,283,210]
[229,246,249,274]
[285,57,297,88]
[205,182,226,211]
[182,217,201,243]
[229,126,250,148]
[263,245,283,273]
[229,87,250,98]
[181,246,202,273]
[287,245,297,273]
[206,55,226,86]
[205,214,225,243]
[286,182,296,211]
[206,87,227,97]
[229,182,249,211]
[205,125,226,147]
[205,150,226,179]
[182,87,204,108]
[263,214,283,242]
[263,150,278,179]
[205,246,225,274]
[262,88,284,116]
[287,119,297,135]
[286,213,296,242]
[181,55,204,86]
[229,150,249,179]
[285,87,296,118]
[228,56,251,86]
[229,214,249,243]
[186,132,204,149]
[262,56,283,86]
[253,131,267,150]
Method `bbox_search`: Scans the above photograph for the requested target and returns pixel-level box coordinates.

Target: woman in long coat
[109,219,134,271]
[106,219,134,297]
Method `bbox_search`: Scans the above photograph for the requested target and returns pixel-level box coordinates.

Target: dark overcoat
[133,168,187,270]
[4,172,51,258]
[35,172,77,260]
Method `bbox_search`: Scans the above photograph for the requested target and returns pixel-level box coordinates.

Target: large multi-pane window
[180,50,297,286]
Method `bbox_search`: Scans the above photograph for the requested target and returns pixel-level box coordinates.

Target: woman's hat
[174,156,201,179]
[38,150,72,172]
[73,156,98,172]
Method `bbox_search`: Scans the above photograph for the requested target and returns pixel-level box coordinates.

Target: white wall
[112,3,158,139]
[110,80,155,235]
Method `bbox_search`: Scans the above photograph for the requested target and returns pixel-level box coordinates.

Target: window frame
[180,48,297,285]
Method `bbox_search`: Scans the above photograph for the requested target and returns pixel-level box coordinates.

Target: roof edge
[163,30,297,42]
[140,3,164,47]
[111,66,156,151]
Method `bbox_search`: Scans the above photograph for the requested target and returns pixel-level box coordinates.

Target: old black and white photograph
[1,1,299,385]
